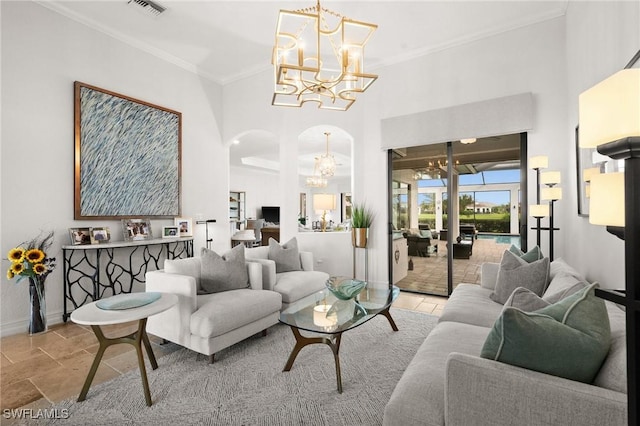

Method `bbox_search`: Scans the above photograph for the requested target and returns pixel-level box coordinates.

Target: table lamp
[313,193,336,232]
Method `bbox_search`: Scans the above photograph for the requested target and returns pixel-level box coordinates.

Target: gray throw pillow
[268,237,302,273]
[509,244,543,263]
[490,250,550,304]
[543,278,589,304]
[199,245,249,294]
[503,287,551,312]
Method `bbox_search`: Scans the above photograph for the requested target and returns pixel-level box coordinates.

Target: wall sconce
[313,193,336,232]
[578,48,639,424]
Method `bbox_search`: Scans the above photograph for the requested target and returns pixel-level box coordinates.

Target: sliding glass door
[389,134,526,296]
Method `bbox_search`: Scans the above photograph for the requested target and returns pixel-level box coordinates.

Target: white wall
[0,2,226,335]
[563,1,639,287]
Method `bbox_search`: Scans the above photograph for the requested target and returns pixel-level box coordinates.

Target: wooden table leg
[380,307,399,331]
[283,327,344,393]
[78,318,157,406]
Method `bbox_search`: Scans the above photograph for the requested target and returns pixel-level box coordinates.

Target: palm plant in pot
[351,203,375,248]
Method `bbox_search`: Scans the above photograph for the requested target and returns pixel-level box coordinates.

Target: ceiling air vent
[127,0,166,17]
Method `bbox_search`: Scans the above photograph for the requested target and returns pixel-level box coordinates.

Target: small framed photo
[162,226,180,238]
[122,218,153,241]
[90,227,111,244]
[174,217,193,237]
[69,227,92,245]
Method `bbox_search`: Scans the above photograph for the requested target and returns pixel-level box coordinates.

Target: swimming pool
[477,234,521,247]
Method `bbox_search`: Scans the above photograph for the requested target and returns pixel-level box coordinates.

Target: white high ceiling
[43,0,568,85]
[40,0,568,175]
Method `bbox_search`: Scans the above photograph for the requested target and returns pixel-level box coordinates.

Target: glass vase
[28,277,47,335]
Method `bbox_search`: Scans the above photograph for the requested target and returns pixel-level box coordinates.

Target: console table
[62,238,193,321]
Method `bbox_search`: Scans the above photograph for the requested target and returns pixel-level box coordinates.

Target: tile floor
[397,237,510,295]
[0,293,447,413]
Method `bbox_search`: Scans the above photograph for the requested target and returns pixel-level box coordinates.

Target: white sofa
[244,246,329,310]
[145,257,282,362]
[383,259,627,426]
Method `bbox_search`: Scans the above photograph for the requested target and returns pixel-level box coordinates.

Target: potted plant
[351,203,375,248]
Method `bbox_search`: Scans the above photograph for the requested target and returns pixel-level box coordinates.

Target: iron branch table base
[78,318,158,406]
[63,238,193,321]
[282,306,398,393]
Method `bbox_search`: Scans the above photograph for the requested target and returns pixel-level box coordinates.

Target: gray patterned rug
[36,309,437,425]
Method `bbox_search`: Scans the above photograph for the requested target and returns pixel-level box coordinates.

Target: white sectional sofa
[383,259,627,426]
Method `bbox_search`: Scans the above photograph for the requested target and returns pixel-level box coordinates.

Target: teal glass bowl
[326,276,367,300]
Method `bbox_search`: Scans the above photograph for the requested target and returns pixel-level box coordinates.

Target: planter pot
[352,228,369,248]
[28,277,47,335]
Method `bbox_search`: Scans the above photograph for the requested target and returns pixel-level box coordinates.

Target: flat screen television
[261,206,280,224]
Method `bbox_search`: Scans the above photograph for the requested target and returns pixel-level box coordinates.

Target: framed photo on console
[90,227,111,244]
[69,228,92,245]
[174,217,193,237]
[162,226,179,238]
[122,218,153,241]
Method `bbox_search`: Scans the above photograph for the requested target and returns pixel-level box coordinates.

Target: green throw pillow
[509,244,543,263]
[481,283,611,383]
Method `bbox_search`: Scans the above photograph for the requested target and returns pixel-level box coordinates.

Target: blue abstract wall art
[74,82,181,219]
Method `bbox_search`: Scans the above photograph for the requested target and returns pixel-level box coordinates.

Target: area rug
[36,309,437,426]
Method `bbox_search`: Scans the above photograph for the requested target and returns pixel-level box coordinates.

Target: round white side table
[70,293,178,406]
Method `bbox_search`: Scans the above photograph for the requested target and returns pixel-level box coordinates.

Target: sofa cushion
[383,321,491,426]
[594,301,627,393]
[509,244,543,263]
[490,250,550,304]
[481,283,611,383]
[199,245,249,294]
[268,237,302,273]
[165,256,202,287]
[438,284,503,328]
[503,287,550,312]
[549,258,585,282]
[543,274,588,303]
[191,289,282,338]
[275,270,328,304]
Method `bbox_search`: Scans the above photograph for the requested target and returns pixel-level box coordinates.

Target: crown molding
[370,8,567,71]
[36,1,224,85]
[36,1,567,87]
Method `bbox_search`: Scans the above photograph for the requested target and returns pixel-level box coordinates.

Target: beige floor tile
[30,359,120,403]
[415,302,438,314]
[1,352,60,387]
[0,379,43,410]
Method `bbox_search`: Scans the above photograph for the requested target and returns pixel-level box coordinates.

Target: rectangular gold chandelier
[272,0,378,111]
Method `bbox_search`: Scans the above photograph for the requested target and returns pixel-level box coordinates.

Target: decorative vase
[352,228,369,248]
[28,277,47,335]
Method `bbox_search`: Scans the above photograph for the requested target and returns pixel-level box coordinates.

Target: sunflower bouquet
[6,231,55,334]
[7,230,56,283]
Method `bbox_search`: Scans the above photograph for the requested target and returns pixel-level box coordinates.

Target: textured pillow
[549,258,585,282]
[199,245,249,294]
[481,283,611,383]
[268,237,302,273]
[543,275,589,304]
[490,250,550,304]
[509,244,543,263]
[503,287,550,312]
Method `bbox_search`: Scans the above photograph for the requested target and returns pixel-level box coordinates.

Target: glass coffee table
[279,285,400,393]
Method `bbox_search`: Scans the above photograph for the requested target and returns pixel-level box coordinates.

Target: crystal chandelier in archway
[272,0,378,111]
[317,132,337,177]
